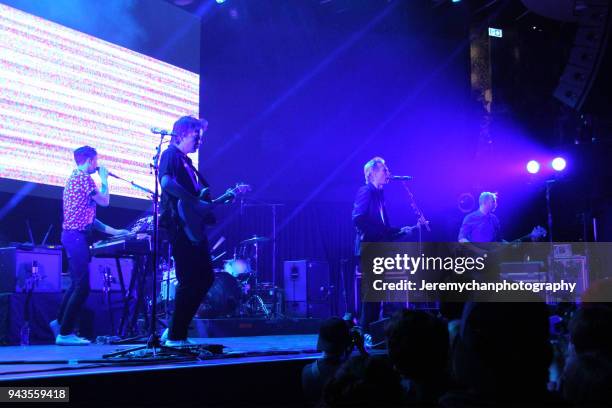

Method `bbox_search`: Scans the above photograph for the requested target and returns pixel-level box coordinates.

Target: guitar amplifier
[500,262,546,283]
[0,247,62,293]
[283,260,330,318]
[550,256,588,298]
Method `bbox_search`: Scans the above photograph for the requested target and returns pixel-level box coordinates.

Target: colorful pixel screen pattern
[0,3,199,200]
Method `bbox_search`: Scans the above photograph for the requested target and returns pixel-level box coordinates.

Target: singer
[352,157,417,340]
[50,146,129,346]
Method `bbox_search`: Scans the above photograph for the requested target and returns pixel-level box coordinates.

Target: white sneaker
[49,320,60,338]
[160,328,169,343]
[165,339,195,348]
[56,334,91,346]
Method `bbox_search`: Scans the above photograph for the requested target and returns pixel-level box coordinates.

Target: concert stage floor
[0,334,321,406]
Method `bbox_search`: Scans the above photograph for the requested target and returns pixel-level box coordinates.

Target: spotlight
[551,157,566,172]
[215,0,226,4]
[526,160,540,174]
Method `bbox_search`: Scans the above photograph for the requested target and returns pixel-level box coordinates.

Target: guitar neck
[512,233,535,243]
[211,191,235,205]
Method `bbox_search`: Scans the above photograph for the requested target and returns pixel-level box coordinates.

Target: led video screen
[0,3,199,200]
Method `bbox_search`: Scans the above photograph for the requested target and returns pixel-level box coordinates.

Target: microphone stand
[400,181,431,306]
[103,134,196,360]
[106,173,154,197]
[400,181,430,248]
[99,171,154,344]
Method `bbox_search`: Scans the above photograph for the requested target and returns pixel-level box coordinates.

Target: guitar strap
[181,156,210,193]
[193,168,210,189]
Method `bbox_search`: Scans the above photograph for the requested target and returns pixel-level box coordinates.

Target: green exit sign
[488,27,503,38]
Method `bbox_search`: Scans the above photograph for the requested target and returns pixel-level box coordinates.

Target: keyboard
[91,233,151,257]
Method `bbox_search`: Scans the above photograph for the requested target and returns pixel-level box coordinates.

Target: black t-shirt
[158,144,209,230]
[458,209,501,243]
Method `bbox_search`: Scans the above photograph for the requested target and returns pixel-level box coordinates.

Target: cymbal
[240,235,270,245]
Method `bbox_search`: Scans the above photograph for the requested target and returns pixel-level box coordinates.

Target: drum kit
[159,235,280,319]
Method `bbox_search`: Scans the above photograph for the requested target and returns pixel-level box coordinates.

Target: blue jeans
[58,230,92,335]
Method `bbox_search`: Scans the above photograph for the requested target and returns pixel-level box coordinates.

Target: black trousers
[355,255,380,332]
[58,230,91,336]
[168,228,214,340]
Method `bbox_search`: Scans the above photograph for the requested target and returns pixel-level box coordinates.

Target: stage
[0,334,320,405]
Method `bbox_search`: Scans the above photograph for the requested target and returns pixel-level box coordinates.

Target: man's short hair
[73,146,97,165]
[385,309,449,380]
[363,157,385,183]
[316,317,351,354]
[479,191,497,206]
[569,305,612,355]
[170,116,207,145]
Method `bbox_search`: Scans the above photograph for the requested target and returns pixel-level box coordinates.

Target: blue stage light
[526,160,540,174]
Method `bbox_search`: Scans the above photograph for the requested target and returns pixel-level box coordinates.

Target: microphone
[95,167,119,179]
[151,127,175,136]
[390,175,413,181]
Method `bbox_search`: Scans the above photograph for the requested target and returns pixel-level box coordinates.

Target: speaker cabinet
[0,247,62,293]
[554,2,611,111]
[283,260,330,318]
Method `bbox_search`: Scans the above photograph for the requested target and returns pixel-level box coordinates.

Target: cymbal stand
[241,200,285,317]
[242,201,284,291]
[249,238,271,317]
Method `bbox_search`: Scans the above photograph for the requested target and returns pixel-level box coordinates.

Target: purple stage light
[526,160,540,174]
[552,157,567,171]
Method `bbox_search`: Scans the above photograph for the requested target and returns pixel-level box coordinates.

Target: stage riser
[4,357,316,406]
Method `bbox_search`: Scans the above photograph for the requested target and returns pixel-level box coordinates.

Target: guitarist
[158,115,216,346]
[458,191,502,249]
[457,191,503,280]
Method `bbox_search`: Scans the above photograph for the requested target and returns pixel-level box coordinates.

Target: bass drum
[198,272,242,318]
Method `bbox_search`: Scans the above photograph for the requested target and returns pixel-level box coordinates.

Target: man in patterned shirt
[51,146,128,346]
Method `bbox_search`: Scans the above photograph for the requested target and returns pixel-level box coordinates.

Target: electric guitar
[178,183,251,242]
[456,225,547,257]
